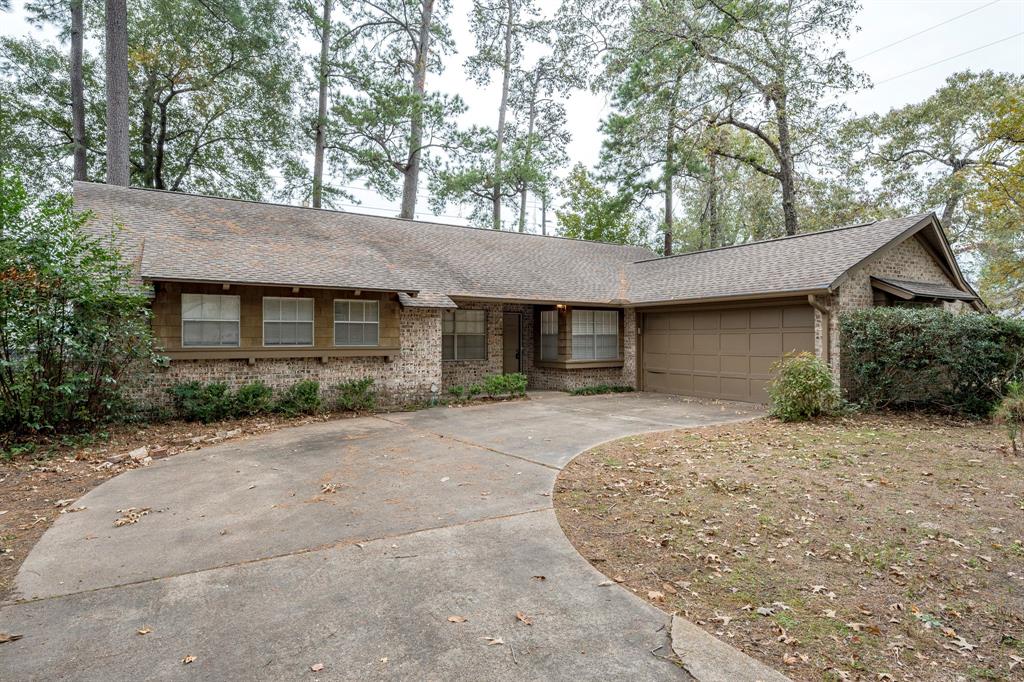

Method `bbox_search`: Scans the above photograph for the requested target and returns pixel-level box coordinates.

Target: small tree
[0,168,155,433]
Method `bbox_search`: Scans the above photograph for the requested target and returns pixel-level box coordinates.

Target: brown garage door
[641,304,815,403]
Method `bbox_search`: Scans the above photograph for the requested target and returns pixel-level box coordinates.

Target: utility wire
[852,0,1002,62]
[873,30,1024,85]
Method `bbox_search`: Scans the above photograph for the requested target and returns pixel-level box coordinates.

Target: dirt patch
[0,411,359,600]
[555,414,1024,681]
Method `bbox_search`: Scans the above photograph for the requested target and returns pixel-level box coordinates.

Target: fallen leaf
[114,507,151,527]
[648,590,666,603]
[379,657,388,663]
[310,663,324,672]
[447,616,467,623]
[182,655,196,665]
[756,606,776,617]
[137,627,152,635]
[482,637,504,646]
[598,580,615,587]
[661,582,678,595]
[515,611,533,626]
[531,575,546,581]
[0,633,24,644]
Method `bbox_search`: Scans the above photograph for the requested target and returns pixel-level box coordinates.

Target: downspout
[807,294,832,368]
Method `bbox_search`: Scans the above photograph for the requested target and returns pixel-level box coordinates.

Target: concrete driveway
[0,392,760,680]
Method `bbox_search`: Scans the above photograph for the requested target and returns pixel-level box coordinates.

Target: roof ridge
[631,214,933,264]
[73,181,655,254]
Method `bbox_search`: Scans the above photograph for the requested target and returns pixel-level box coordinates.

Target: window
[442,309,486,360]
[571,310,618,360]
[540,309,559,361]
[181,293,239,347]
[263,297,314,346]
[334,299,379,346]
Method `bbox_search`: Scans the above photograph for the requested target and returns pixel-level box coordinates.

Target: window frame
[333,299,380,348]
[180,293,241,348]
[539,309,559,361]
[570,309,620,361]
[262,296,315,348]
[442,309,488,361]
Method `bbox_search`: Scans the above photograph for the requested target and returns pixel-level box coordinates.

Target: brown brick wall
[132,307,442,406]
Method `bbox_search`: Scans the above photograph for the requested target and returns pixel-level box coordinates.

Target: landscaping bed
[554,414,1024,681]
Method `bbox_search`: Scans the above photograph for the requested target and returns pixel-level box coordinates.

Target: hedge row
[840,307,1024,416]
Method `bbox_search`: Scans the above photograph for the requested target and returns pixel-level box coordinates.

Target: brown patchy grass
[554,414,1024,681]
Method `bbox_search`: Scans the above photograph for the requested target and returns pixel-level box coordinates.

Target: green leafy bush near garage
[841,307,1024,416]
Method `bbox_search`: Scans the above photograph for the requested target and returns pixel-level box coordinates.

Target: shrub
[234,381,274,416]
[994,382,1024,454]
[274,380,321,417]
[0,169,156,433]
[166,381,235,423]
[447,385,466,401]
[841,308,1024,416]
[336,377,376,412]
[467,384,483,400]
[482,372,527,398]
[767,352,840,422]
[569,384,635,396]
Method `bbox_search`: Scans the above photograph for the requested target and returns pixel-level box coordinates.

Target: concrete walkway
[0,392,760,680]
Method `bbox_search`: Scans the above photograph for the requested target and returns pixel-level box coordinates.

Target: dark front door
[502,312,521,373]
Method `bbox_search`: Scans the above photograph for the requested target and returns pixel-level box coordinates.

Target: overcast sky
[3,0,1023,227]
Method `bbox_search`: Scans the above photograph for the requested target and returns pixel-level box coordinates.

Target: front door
[502,312,521,373]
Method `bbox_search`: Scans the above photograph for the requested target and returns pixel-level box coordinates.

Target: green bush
[336,377,376,412]
[0,169,156,433]
[841,308,1024,416]
[767,352,840,422]
[234,381,274,416]
[569,384,635,396]
[447,385,466,401]
[994,382,1024,454]
[482,372,527,398]
[274,380,321,417]
[467,384,483,399]
[166,381,235,423]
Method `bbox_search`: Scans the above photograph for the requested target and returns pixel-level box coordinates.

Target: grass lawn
[555,414,1024,681]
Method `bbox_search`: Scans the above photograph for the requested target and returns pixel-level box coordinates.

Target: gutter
[806,294,832,368]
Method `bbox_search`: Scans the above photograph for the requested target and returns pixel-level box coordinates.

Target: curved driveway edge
[0,391,760,680]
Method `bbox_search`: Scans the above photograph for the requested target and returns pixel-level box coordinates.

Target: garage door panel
[751,332,782,356]
[693,354,719,372]
[721,354,750,374]
[720,333,749,354]
[721,310,748,329]
[783,331,815,354]
[783,306,814,327]
[668,333,692,354]
[693,334,718,354]
[642,304,816,403]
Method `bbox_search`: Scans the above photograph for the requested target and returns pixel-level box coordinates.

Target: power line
[873,31,1024,85]
[852,0,1002,62]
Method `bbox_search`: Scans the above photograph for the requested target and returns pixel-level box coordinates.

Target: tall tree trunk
[491,0,513,230]
[540,190,547,236]
[707,151,720,248]
[70,0,87,181]
[940,187,962,239]
[311,0,332,208]
[517,74,538,233]
[400,0,434,219]
[775,103,798,236]
[104,0,130,186]
[663,117,676,256]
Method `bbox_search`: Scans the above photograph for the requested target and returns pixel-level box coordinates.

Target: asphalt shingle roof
[872,277,978,301]
[75,183,954,307]
[624,214,934,304]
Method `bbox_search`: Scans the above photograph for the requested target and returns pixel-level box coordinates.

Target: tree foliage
[555,163,648,245]
[0,167,155,434]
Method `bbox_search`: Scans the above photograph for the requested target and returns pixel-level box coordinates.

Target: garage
[641,303,816,403]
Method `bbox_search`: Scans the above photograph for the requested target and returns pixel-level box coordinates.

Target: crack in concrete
[0,507,552,608]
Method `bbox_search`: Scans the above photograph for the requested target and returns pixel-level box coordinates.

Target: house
[75,182,983,405]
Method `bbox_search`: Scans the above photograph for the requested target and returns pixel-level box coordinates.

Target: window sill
[534,359,624,370]
[164,347,399,362]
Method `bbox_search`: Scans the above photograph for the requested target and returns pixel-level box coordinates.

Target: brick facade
[133,308,442,407]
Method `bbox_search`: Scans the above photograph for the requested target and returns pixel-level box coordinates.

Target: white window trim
[262,296,315,348]
[181,293,240,348]
[333,299,380,347]
[571,309,620,361]
[442,309,488,361]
